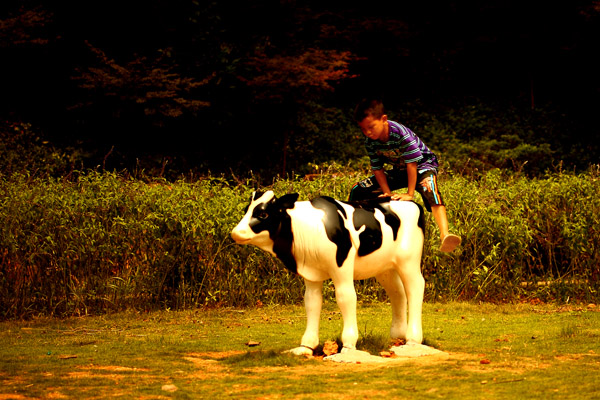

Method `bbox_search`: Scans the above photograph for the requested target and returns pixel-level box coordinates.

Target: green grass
[1,302,599,399]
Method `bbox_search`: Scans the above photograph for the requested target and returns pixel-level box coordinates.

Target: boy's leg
[348,175,381,201]
[431,205,460,252]
[385,168,409,191]
[348,169,408,201]
[416,171,461,252]
[431,205,449,239]
[349,170,407,201]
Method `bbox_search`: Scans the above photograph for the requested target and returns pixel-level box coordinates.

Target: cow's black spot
[352,207,383,256]
[345,198,405,241]
[374,202,401,241]
[310,196,352,268]
[271,194,299,273]
[249,193,299,274]
[272,216,296,273]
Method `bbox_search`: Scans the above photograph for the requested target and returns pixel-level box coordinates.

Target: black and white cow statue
[231,190,426,356]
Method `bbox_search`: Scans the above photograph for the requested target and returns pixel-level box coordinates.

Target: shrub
[424,166,600,302]
[0,172,253,317]
[0,121,82,177]
[0,167,598,319]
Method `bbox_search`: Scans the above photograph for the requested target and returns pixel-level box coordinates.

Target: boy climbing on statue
[349,99,461,253]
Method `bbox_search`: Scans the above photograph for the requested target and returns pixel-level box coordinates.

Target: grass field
[1,302,599,399]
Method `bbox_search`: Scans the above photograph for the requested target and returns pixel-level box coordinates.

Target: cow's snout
[231,224,251,243]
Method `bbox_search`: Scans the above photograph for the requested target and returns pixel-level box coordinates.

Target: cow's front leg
[333,276,359,353]
[288,279,322,356]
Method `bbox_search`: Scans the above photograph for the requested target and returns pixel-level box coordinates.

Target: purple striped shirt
[365,121,438,172]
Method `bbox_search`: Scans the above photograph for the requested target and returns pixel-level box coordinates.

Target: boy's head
[354,99,388,141]
[353,99,385,122]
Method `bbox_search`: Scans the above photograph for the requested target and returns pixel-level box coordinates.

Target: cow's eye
[255,210,269,220]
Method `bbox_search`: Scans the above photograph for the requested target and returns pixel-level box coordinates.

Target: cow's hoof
[286,346,314,357]
[390,344,445,358]
[340,346,358,354]
[342,348,370,356]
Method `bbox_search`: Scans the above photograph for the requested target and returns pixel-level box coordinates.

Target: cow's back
[287,198,424,281]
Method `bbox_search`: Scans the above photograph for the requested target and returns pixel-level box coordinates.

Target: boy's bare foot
[440,234,461,252]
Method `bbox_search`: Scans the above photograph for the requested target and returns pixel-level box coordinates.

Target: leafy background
[1,1,599,318]
[1,1,598,177]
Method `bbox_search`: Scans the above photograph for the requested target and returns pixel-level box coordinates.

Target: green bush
[0,167,598,319]
[0,172,257,317]
[424,166,600,302]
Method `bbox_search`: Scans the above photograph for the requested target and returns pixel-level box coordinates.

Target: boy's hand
[379,193,414,201]
[394,193,414,201]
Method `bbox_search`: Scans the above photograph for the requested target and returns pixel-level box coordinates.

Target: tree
[72,42,212,123]
[0,5,53,47]
[241,49,357,175]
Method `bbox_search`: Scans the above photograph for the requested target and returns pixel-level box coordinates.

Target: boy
[349,99,461,252]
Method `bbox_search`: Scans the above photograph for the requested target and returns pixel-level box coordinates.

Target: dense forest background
[2,0,599,179]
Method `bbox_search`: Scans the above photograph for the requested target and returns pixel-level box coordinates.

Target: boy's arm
[395,162,417,201]
[373,169,392,196]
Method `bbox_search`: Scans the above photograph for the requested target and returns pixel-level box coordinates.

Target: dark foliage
[0,1,599,177]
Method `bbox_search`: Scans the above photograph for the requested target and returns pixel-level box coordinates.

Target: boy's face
[358,114,388,141]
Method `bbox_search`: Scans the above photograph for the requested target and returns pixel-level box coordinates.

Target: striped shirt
[365,120,438,173]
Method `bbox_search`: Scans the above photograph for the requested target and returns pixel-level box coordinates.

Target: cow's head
[231,190,299,254]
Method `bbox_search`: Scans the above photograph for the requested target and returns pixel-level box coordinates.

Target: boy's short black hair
[354,99,385,122]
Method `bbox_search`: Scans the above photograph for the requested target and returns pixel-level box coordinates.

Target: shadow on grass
[222,349,313,368]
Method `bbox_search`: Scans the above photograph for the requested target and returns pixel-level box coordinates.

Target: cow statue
[230,190,426,356]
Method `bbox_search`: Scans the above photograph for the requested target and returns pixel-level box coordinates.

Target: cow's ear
[277,193,299,209]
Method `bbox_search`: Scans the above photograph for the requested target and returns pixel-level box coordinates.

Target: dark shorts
[348,168,445,212]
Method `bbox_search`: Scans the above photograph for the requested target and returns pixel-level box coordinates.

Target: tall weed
[0,167,598,319]
[426,166,599,302]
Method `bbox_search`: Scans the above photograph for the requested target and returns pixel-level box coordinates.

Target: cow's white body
[231,191,425,355]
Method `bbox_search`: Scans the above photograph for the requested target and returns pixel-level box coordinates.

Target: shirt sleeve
[396,125,424,164]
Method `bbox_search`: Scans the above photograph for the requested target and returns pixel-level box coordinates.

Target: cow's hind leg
[376,269,408,340]
[289,279,322,356]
